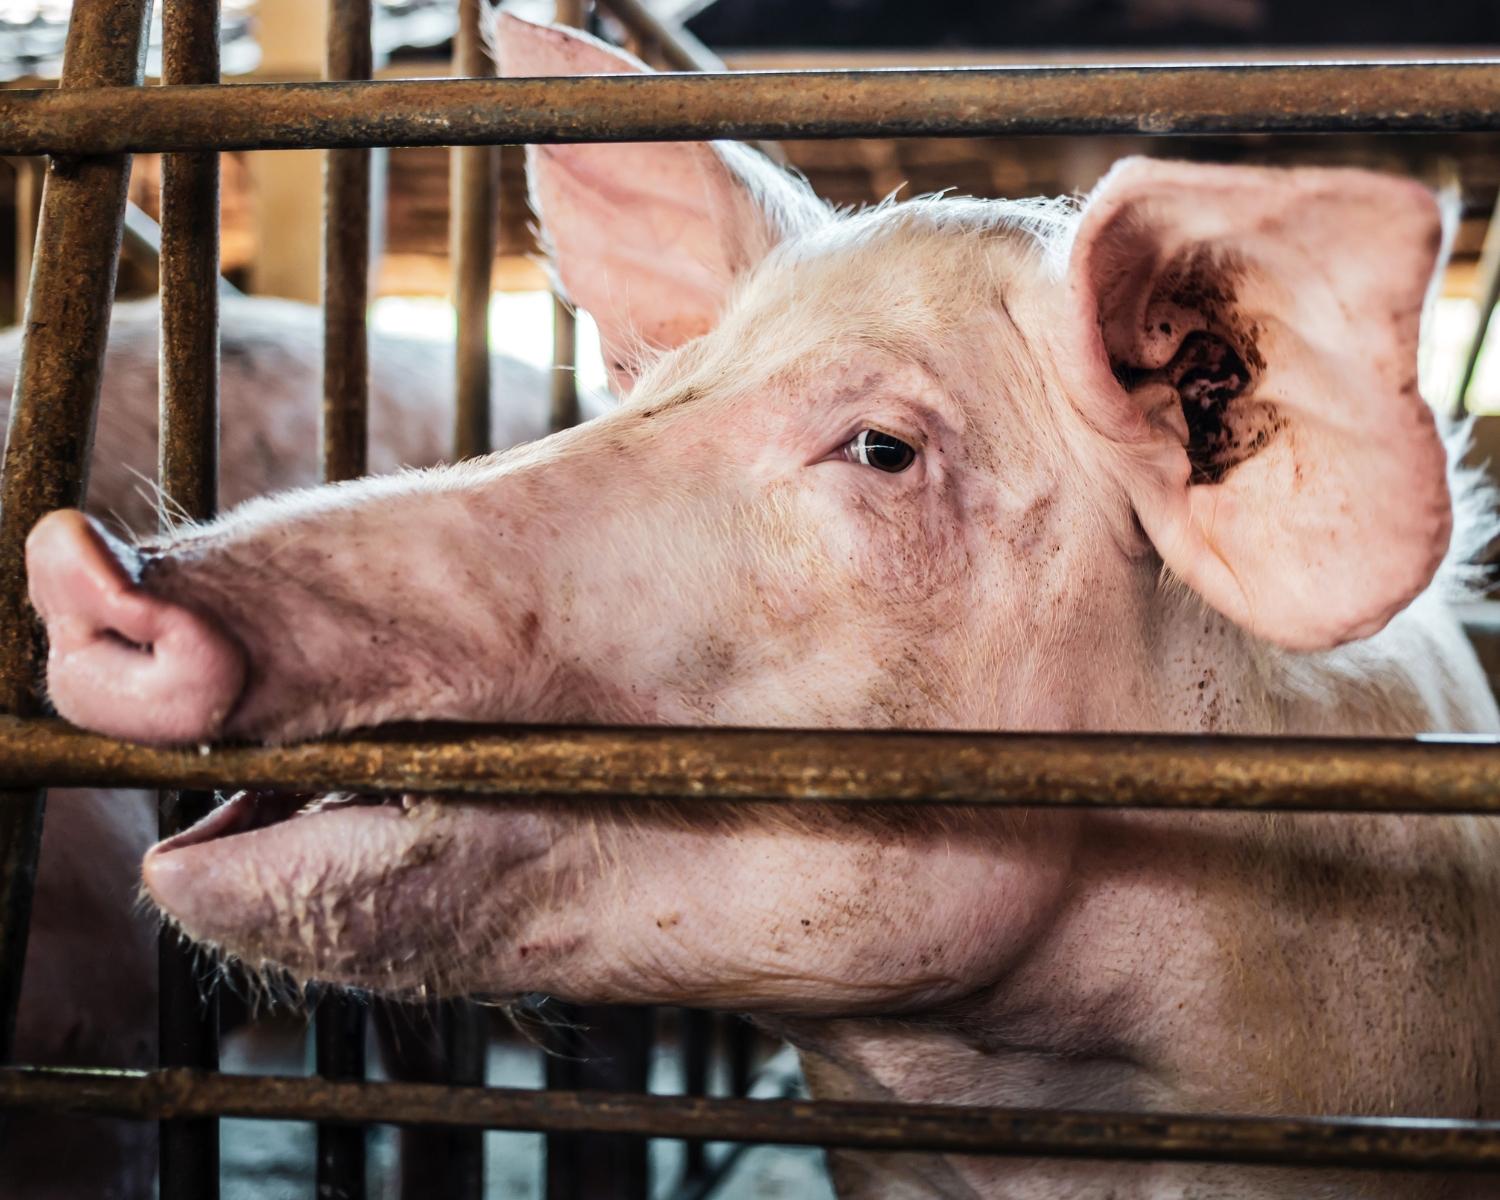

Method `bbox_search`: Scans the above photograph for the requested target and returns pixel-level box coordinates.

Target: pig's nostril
[99,628,153,655]
[26,508,247,744]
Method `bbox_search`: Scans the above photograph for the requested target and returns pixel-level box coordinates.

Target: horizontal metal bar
[0,717,1494,812]
[0,62,1497,156]
[2,1067,1500,1172]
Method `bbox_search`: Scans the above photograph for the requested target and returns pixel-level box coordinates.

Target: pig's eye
[845,429,917,473]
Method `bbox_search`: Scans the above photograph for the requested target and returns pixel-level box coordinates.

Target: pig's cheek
[147,803,564,993]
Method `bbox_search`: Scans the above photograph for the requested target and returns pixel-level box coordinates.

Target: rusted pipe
[598,0,719,73]
[431,5,496,1192]
[318,7,373,1197]
[321,0,373,485]
[158,4,221,540]
[0,63,1498,156]
[548,2,583,439]
[4,1067,1500,1172]
[452,0,497,461]
[0,0,152,1065]
[0,718,1493,814]
[157,3,223,1194]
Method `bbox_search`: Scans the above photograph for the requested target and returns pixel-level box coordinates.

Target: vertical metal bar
[728,1016,754,1099]
[157,3,222,1195]
[680,1009,711,1181]
[546,1006,653,1200]
[624,31,656,64]
[1453,200,1500,418]
[322,0,372,484]
[596,0,717,72]
[0,0,152,1066]
[452,0,497,461]
[443,999,486,1196]
[318,3,372,1197]
[441,25,494,1199]
[375,999,486,1198]
[549,0,584,439]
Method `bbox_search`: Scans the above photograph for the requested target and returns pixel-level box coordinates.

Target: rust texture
[0,717,1493,813]
[4,1067,1500,1172]
[321,0,373,485]
[0,63,1498,157]
[318,8,373,1199]
[157,5,223,1196]
[451,0,497,460]
[158,2,220,524]
[0,0,152,1065]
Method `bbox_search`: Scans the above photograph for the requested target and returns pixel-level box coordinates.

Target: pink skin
[23,18,1500,1199]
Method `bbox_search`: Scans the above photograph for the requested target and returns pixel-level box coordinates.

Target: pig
[4,291,603,1199]
[20,15,1500,1198]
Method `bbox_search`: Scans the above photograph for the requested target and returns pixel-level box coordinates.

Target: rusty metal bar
[6,1067,1500,1172]
[429,6,494,1193]
[1453,201,1500,417]
[680,1010,711,1183]
[548,1,583,439]
[451,0,497,461]
[547,1006,653,1200]
[598,0,718,72]
[157,4,223,1196]
[158,6,221,560]
[314,992,367,1199]
[0,0,152,1065]
[322,0,373,485]
[0,62,1499,156]
[318,6,373,1196]
[0,718,1494,814]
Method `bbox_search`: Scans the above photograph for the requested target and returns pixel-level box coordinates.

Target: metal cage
[0,0,1499,1197]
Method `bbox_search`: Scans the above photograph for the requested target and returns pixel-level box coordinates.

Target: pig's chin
[142,790,552,994]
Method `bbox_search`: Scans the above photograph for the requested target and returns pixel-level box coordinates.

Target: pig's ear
[1062,158,1451,651]
[494,14,829,393]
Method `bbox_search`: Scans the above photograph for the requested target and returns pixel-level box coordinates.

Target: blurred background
[3,3,1499,1198]
[2,0,1500,413]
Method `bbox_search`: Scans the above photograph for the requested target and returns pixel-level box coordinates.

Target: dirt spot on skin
[1113,247,1282,484]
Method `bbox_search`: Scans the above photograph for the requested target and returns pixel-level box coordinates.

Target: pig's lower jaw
[142,791,558,997]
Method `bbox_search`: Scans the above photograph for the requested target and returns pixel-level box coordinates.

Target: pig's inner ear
[495,14,830,394]
[1062,159,1452,652]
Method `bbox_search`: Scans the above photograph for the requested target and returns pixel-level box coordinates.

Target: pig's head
[24,17,1453,1006]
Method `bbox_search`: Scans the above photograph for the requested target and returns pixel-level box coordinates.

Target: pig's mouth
[154,789,424,854]
[142,786,558,996]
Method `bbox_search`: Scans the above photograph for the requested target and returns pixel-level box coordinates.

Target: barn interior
[1,2,1498,1198]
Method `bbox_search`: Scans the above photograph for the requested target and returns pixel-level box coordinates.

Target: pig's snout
[27,510,246,743]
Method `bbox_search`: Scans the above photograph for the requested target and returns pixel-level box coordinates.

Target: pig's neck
[1136,573,1499,737]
